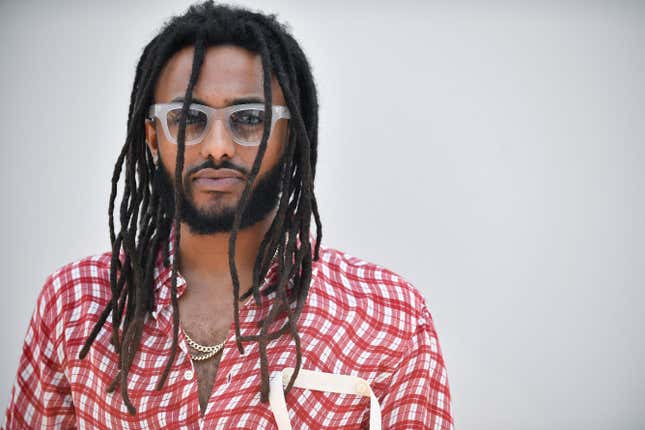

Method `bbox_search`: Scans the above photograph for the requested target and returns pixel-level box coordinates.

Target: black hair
[77,1,322,415]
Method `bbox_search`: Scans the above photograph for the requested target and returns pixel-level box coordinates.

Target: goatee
[153,152,285,235]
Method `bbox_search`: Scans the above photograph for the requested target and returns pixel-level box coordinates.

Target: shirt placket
[200,292,268,429]
[154,275,203,429]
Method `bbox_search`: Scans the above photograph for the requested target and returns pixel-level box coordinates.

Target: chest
[179,315,231,413]
[74,306,380,429]
[191,352,223,413]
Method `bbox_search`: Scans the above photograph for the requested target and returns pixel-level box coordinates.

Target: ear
[144,118,159,160]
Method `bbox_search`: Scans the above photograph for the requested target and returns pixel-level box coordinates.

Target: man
[4,2,453,429]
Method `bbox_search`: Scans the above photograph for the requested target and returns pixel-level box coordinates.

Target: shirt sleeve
[378,304,454,430]
[4,274,76,429]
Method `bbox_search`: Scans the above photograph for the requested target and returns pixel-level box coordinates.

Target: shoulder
[44,251,113,295]
[36,251,114,325]
[310,244,432,335]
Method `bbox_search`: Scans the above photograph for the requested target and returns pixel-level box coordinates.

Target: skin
[144,44,289,414]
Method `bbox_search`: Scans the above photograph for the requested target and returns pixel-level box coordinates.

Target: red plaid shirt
[4,232,453,429]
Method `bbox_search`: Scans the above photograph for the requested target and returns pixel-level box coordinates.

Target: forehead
[154,44,283,106]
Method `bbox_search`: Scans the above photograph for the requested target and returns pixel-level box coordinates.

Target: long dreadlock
[77,1,322,415]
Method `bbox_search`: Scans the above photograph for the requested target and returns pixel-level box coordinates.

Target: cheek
[260,127,288,171]
[159,144,198,178]
[243,143,284,178]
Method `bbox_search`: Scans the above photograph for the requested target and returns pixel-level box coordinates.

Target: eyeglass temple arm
[273,105,291,120]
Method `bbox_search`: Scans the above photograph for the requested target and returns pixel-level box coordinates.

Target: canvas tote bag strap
[269,367,382,430]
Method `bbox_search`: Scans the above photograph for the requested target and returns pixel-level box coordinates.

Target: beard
[153,151,285,235]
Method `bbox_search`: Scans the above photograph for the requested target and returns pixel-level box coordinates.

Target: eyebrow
[170,96,265,106]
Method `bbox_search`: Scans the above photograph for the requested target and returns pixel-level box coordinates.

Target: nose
[198,118,237,161]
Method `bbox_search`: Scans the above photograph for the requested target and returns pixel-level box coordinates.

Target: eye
[231,109,264,126]
[168,108,205,125]
[185,110,203,124]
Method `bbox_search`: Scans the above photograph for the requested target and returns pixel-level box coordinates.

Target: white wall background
[1,1,643,428]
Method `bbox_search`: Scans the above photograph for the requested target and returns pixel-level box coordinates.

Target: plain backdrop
[1,1,643,429]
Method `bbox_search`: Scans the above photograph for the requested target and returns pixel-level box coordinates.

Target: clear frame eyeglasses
[147,102,291,147]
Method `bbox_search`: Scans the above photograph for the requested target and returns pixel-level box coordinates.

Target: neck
[177,212,274,283]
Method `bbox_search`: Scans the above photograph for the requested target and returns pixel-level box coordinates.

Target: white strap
[269,367,382,430]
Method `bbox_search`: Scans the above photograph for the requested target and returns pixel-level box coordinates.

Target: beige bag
[269,367,382,430]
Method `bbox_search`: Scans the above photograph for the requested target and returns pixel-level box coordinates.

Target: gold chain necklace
[182,328,226,361]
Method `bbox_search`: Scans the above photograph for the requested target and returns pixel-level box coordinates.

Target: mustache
[187,158,248,178]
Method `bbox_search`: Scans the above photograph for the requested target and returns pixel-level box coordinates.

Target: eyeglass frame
[146,102,291,147]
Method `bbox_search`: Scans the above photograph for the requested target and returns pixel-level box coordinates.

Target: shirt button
[184,370,194,381]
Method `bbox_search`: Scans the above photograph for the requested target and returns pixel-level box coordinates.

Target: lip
[193,176,243,191]
[192,168,244,181]
[191,168,245,192]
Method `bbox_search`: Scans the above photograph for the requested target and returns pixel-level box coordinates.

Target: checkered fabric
[4,230,453,429]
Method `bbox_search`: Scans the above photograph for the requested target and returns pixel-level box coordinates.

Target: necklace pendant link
[182,328,227,360]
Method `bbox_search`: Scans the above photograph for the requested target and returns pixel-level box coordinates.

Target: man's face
[144,44,289,234]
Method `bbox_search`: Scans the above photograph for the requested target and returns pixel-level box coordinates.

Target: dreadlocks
[77,1,322,415]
